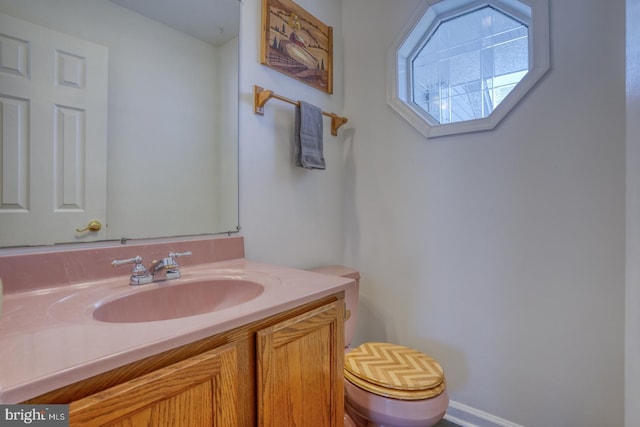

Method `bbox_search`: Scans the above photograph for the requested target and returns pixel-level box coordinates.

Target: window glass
[386,0,549,138]
[411,6,529,124]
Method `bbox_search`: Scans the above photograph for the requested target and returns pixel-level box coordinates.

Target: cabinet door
[257,300,344,427]
[69,342,245,427]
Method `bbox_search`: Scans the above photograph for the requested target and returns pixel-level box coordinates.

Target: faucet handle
[164,251,191,279]
[111,256,152,285]
[169,251,192,260]
[112,255,143,268]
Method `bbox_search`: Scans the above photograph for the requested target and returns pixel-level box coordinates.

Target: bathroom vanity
[31,296,344,427]
[0,237,349,427]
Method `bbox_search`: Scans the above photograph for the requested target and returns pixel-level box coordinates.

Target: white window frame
[387,0,550,138]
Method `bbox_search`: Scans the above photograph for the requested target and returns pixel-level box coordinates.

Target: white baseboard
[443,401,525,427]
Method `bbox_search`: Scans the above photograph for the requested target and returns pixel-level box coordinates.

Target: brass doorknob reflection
[76,220,102,233]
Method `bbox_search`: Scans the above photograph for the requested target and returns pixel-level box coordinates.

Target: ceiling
[109,0,240,46]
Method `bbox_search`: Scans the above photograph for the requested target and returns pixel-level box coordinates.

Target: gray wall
[340,0,625,426]
[238,0,626,425]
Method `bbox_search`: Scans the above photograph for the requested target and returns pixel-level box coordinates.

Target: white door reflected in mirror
[0,0,240,248]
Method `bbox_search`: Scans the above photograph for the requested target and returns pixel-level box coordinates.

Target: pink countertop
[0,237,352,403]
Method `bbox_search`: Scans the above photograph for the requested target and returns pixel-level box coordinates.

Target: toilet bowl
[311,266,449,427]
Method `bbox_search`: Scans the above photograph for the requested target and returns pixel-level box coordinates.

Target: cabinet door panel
[106,381,214,427]
[69,342,240,427]
[257,300,344,427]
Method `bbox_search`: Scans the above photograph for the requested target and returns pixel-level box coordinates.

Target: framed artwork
[261,0,333,94]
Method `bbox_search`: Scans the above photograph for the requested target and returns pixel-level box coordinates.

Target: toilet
[311,266,449,427]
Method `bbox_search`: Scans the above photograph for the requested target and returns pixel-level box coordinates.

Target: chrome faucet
[148,257,178,281]
[150,251,192,280]
[111,256,152,285]
[112,251,192,285]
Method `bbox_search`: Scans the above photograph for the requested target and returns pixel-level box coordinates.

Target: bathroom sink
[93,279,264,323]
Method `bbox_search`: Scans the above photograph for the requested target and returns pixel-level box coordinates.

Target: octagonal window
[387,0,549,138]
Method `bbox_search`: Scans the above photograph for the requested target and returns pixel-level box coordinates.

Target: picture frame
[261,0,333,94]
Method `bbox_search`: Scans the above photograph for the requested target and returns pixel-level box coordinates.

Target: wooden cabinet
[257,300,344,427]
[27,294,344,427]
[69,341,247,427]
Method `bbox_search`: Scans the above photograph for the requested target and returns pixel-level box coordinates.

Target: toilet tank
[310,265,359,348]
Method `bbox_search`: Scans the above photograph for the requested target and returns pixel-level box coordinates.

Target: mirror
[0,0,239,248]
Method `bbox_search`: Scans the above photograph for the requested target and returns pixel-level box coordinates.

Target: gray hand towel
[294,101,326,170]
